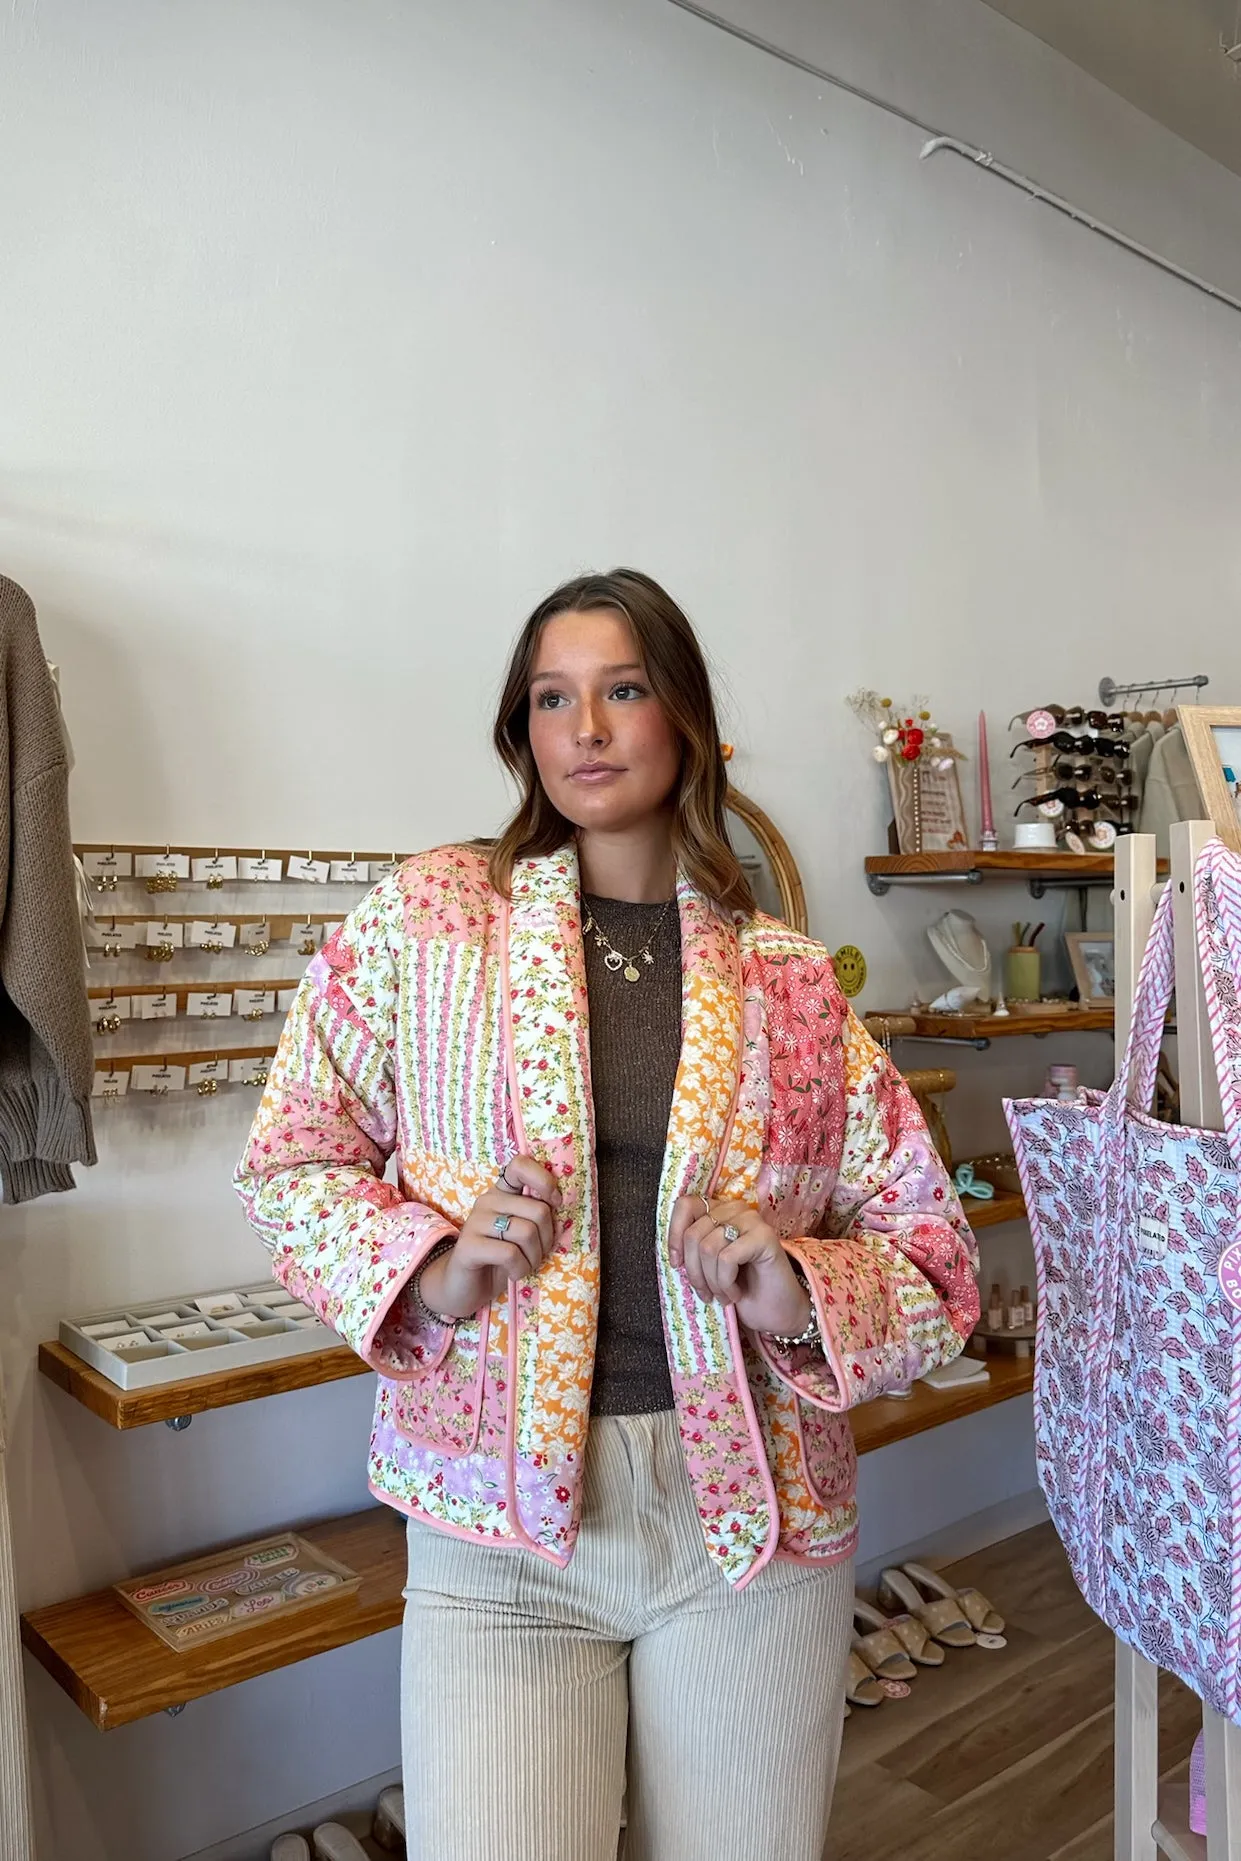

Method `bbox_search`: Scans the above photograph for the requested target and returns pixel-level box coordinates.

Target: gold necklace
[582,898,674,983]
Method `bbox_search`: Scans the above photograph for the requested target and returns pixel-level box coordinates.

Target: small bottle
[1044,1064,1079,1102]
[1019,1285,1034,1327]
[988,1283,1005,1332]
[1007,1291,1025,1330]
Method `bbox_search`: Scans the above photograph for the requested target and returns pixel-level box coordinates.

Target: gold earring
[95,1011,122,1035]
[103,938,121,959]
[146,941,175,963]
[196,1076,219,1097]
[246,1068,269,1088]
[242,1008,265,1022]
[203,938,223,955]
[299,936,316,956]
[247,937,269,956]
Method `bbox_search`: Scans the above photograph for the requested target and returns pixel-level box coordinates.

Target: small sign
[832,944,868,999]
[1219,1240,1241,1312]
[239,856,283,883]
[138,993,176,1021]
[1138,1216,1169,1261]
[187,992,231,1018]
[188,920,238,950]
[191,855,239,885]
[330,859,370,884]
[287,856,330,885]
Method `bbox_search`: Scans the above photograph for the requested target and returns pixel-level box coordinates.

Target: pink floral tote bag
[1006,841,1241,1721]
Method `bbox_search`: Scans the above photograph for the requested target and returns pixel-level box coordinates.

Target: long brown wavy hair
[488,569,754,918]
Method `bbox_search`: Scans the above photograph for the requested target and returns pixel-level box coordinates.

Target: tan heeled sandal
[878,1566,976,1648]
[851,1610,916,1681]
[854,1595,944,1668]
[845,1648,886,1708]
[901,1561,1005,1636]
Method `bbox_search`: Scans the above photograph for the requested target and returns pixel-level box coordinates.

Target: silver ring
[720,1223,741,1244]
[493,1214,512,1238]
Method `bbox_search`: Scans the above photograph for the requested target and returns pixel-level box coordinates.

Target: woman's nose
[577,705,607,747]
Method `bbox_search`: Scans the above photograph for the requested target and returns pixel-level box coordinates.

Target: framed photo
[1179,706,1241,855]
[1066,932,1115,1007]
[885,735,969,855]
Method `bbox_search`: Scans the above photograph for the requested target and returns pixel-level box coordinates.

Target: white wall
[4,0,1241,1853]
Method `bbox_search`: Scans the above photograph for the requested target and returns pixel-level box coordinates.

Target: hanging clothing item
[1006,842,1241,1723]
[0,576,95,1202]
[1138,725,1201,859]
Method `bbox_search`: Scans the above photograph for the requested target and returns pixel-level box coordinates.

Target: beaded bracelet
[410,1237,460,1328]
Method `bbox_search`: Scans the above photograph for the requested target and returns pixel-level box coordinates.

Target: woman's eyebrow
[530,663,644,682]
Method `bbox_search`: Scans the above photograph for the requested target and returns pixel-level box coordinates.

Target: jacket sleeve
[233,879,458,1380]
[757,1009,979,1410]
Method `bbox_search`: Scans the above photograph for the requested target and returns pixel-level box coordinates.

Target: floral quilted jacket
[234,845,978,1588]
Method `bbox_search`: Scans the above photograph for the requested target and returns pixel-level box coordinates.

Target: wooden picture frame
[885,735,969,855]
[1178,706,1241,855]
[1065,931,1116,1007]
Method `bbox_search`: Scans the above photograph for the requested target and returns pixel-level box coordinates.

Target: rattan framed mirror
[726,785,808,935]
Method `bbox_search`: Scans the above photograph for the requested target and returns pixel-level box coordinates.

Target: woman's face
[527,609,681,835]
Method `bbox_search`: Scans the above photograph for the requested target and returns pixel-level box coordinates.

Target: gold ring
[699,1192,711,1218]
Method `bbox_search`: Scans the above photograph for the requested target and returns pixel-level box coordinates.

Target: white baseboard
[854,1486,1049,1588]
[181,1766,401,1861]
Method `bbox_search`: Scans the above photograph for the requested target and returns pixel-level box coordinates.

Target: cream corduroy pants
[401,1409,852,1861]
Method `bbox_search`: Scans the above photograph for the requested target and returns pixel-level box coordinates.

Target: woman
[235,568,978,1861]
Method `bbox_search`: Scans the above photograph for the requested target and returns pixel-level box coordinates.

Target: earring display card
[114,1531,361,1654]
[59,1282,344,1388]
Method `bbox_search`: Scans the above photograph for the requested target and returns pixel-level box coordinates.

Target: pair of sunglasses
[1013,760,1095,787]
[1016,788,1105,816]
[1012,733,1130,759]
[1048,706,1126,731]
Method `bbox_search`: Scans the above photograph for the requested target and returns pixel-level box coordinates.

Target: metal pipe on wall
[666,0,1241,320]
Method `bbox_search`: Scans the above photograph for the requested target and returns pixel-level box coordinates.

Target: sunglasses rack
[1096,672,1208,709]
[79,843,398,1103]
[1009,707,1140,852]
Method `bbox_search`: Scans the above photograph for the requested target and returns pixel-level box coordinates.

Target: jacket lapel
[656,884,778,1584]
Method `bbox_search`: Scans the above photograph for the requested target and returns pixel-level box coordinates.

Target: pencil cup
[1005,946,1041,1003]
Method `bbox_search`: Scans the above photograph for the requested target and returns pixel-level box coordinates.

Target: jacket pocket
[795,1399,855,1508]
[392,1309,489,1458]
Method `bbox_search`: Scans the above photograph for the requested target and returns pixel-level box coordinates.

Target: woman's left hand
[669,1196,813,1338]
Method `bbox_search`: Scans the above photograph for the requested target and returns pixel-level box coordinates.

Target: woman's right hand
[417,1155,563,1320]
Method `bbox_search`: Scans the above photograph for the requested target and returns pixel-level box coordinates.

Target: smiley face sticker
[832,945,868,1000]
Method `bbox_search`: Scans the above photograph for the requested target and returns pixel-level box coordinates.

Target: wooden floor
[828,1524,1201,1861]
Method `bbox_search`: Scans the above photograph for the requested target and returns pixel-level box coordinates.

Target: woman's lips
[569,766,624,784]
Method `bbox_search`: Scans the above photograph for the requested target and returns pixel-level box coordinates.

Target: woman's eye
[534,690,566,709]
[610,683,647,701]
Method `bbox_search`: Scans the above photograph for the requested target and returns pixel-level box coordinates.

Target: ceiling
[980,0,1241,176]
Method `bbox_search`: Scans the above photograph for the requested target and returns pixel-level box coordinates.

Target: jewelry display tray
[58,1282,346,1389]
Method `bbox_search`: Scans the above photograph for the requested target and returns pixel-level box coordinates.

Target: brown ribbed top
[583,893,681,1416]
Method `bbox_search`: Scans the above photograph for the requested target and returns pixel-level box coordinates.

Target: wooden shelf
[849,1352,1034,1456]
[25,1356,1035,1729]
[903,1005,1114,1043]
[865,849,1168,899]
[38,1339,373,1430]
[963,1187,1027,1230]
[21,1507,405,1731]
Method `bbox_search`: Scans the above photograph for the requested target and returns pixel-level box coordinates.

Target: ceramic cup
[1014,821,1057,851]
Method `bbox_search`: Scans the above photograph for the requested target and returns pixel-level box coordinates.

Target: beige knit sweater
[0,576,94,1202]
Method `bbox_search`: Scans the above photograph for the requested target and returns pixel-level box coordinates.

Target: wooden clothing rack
[1113,826,1241,1859]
